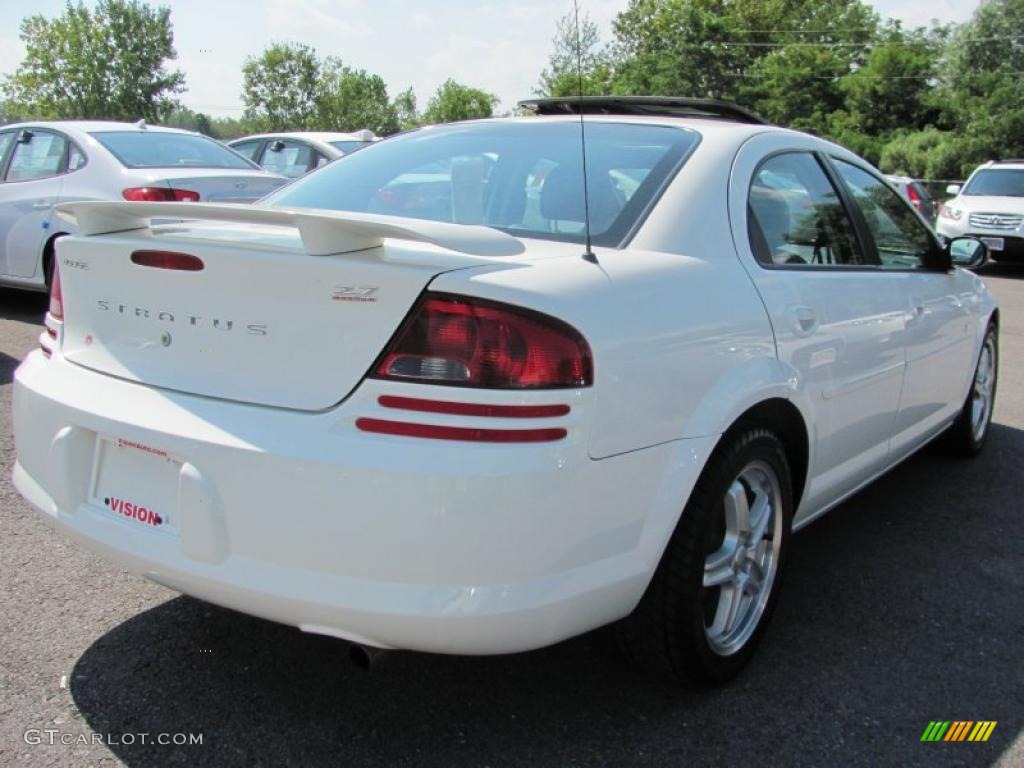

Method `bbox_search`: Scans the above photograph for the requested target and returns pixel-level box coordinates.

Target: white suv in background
[937,160,1024,264]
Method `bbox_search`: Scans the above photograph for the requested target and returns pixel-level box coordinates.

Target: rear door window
[260,140,315,178]
[231,140,265,162]
[0,131,14,175]
[5,130,68,182]
[747,152,868,267]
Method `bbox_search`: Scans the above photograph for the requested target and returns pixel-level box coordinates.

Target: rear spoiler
[55,201,525,258]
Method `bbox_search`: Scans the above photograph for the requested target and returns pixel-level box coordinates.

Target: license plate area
[90,437,181,535]
[980,236,1004,251]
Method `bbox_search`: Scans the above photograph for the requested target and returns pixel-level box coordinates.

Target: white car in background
[937,159,1024,265]
[13,97,998,685]
[228,130,379,179]
[0,121,287,292]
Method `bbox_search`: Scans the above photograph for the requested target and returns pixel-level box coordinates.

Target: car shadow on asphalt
[0,352,22,386]
[69,424,1024,767]
[0,287,47,323]
[980,263,1024,279]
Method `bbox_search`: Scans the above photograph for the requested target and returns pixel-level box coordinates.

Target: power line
[714,35,1023,48]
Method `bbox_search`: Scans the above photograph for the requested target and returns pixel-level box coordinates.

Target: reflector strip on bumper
[355,418,567,443]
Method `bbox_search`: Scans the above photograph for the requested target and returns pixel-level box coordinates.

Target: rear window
[91,131,258,170]
[963,168,1024,197]
[267,121,697,247]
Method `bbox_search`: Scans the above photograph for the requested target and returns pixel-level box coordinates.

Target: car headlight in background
[940,204,963,221]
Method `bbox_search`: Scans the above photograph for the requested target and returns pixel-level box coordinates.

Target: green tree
[836,24,949,138]
[2,0,184,121]
[208,115,250,141]
[877,127,975,180]
[537,9,613,97]
[241,42,320,131]
[422,79,498,124]
[941,0,1024,161]
[316,58,399,135]
[163,105,217,136]
[392,87,420,131]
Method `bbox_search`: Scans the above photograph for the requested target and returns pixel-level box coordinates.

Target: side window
[261,140,314,178]
[833,160,937,269]
[748,152,867,267]
[0,132,14,176]
[67,143,87,172]
[231,140,263,161]
[5,130,69,182]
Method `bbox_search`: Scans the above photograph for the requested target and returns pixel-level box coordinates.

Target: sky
[0,0,983,119]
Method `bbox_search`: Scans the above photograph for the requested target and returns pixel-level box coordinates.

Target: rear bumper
[13,351,716,653]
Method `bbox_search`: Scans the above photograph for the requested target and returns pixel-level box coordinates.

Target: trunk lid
[152,170,288,203]
[54,208,525,411]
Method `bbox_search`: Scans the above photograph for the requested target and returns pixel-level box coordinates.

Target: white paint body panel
[12,116,997,653]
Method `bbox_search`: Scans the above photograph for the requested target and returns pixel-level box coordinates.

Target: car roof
[229,131,376,143]
[1,120,200,137]
[437,113,782,147]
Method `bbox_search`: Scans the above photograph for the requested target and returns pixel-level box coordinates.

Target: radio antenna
[573,0,598,264]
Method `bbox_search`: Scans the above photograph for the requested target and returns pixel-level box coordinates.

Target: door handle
[789,306,819,337]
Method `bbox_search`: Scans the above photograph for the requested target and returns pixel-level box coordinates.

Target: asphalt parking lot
[0,270,1022,768]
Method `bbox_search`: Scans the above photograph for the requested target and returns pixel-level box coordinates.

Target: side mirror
[16,129,33,144]
[946,236,988,269]
[945,183,961,196]
[270,140,285,153]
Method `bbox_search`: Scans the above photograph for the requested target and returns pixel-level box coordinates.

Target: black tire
[619,427,793,685]
[941,323,998,457]
[43,253,55,291]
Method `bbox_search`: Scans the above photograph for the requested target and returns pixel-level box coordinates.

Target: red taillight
[48,262,63,320]
[907,185,923,212]
[122,186,201,202]
[131,250,205,271]
[373,294,593,389]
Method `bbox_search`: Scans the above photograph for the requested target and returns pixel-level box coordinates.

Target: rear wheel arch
[724,398,809,510]
[42,231,69,288]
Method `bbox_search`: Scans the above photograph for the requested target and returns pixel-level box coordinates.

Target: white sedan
[12,97,997,684]
[0,120,287,292]
[228,130,379,178]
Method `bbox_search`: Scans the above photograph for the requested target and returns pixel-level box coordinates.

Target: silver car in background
[228,131,379,179]
[0,120,288,292]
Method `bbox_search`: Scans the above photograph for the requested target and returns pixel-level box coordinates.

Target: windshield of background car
[266,121,698,247]
[963,168,1024,197]
[91,131,259,170]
